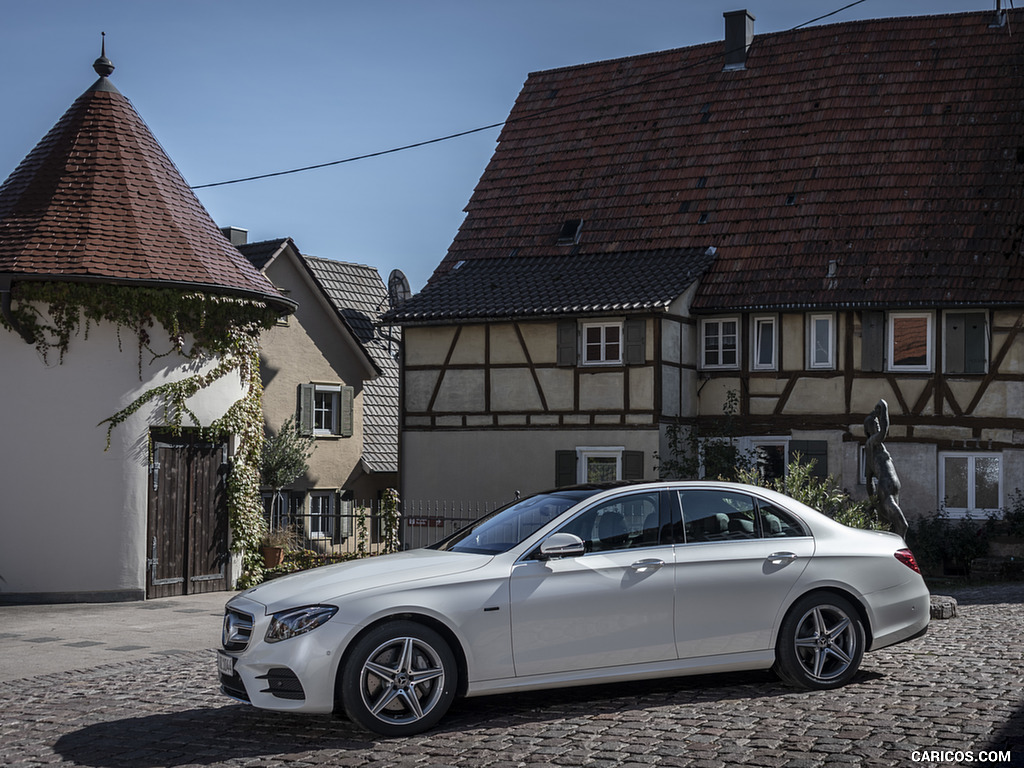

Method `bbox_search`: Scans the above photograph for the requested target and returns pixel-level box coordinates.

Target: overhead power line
[191,0,870,191]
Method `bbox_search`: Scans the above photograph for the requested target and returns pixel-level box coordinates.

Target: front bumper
[218,595,359,714]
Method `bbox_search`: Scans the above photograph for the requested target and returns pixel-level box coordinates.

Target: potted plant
[260,526,299,568]
[259,416,315,569]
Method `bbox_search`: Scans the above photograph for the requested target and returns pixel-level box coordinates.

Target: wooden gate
[147,432,230,599]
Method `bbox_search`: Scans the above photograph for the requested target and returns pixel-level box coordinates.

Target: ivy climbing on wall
[1,280,283,588]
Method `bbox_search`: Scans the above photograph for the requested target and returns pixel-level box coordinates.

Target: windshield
[433,490,599,555]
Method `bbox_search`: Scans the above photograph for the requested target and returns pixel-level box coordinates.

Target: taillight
[895,548,921,574]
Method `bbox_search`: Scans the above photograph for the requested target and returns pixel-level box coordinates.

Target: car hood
[234,548,493,613]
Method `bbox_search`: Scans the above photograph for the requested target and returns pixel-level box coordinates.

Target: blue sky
[1,1,990,291]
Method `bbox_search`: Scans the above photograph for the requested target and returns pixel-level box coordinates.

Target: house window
[299,383,354,437]
[582,322,622,365]
[555,448,645,486]
[944,311,988,374]
[309,491,335,538]
[807,313,835,369]
[888,312,933,371]
[940,453,1002,516]
[751,316,777,370]
[701,318,739,369]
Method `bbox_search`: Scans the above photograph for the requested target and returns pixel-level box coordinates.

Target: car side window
[679,490,758,542]
[757,501,808,538]
[558,493,662,553]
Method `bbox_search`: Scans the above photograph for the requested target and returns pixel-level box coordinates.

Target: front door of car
[509,491,676,677]
[671,488,814,659]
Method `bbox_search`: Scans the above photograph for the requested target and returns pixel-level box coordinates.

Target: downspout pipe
[0,278,37,345]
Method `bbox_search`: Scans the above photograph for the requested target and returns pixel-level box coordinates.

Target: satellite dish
[387,269,412,308]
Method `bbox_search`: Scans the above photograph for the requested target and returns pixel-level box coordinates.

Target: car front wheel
[340,620,457,736]
[774,593,865,690]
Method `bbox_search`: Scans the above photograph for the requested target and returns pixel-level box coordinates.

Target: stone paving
[1,584,1022,768]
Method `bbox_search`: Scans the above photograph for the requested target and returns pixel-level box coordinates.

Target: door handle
[767,552,798,565]
[630,558,664,573]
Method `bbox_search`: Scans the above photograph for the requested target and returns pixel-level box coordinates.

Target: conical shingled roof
[0,57,291,311]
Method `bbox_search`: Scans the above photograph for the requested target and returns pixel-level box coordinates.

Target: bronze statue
[864,399,909,537]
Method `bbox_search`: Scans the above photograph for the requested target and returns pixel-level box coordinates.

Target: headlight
[265,605,338,643]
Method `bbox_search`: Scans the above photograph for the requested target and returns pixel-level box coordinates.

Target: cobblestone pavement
[1,584,1022,768]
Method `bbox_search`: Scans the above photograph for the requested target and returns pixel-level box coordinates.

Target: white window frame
[576,446,624,483]
[313,384,341,435]
[938,452,1003,518]
[700,317,740,370]
[887,311,934,372]
[751,315,778,371]
[581,321,623,366]
[308,491,336,539]
[807,313,835,370]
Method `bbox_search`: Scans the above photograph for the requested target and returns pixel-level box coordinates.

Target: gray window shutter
[624,318,646,365]
[623,451,645,481]
[788,440,827,478]
[340,386,355,437]
[298,384,315,436]
[557,321,577,366]
[555,451,577,487]
[964,312,987,374]
[861,311,884,372]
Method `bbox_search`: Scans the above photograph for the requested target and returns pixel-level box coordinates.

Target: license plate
[217,651,235,677]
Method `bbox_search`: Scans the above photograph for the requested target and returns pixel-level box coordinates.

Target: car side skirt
[464,650,775,698]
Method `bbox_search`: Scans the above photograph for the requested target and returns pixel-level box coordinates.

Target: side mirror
[538,532,586,560]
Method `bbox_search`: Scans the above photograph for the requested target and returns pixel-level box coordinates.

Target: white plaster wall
[0,315,243,601]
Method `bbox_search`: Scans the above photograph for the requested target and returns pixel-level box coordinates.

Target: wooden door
[147,432,229,598]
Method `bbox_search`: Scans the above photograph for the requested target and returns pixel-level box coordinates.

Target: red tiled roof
[0,73,291,310]
[434,10,1024,312]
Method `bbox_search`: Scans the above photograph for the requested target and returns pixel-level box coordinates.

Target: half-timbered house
[386,9,1024,520]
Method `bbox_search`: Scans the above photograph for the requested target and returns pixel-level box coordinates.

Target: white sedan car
[218,481,929,736]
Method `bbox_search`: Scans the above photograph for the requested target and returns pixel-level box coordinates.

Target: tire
[340,620,458,737]
[774,593,865,690]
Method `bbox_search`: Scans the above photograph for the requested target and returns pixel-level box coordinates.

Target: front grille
[258,667,305,700]
[223,608,254,651]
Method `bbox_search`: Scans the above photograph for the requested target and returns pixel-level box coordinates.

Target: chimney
[220,226,248,246]
[723,9,755,71]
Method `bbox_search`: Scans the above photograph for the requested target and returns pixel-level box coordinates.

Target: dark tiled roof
[388,248,714,323]
[432,11,1024,312]
[304,257,399,476]
[0,73,289,310]
[237,238,292,272]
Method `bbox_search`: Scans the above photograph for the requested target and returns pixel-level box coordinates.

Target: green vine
[2,281,282,589]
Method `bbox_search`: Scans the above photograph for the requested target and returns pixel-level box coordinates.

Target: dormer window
[557,219,584,245]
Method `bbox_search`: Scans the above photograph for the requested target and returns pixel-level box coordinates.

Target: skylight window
[557,219,584,245]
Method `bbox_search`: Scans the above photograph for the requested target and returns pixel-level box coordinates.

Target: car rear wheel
[340,620,457,736]
[774,593,865,690]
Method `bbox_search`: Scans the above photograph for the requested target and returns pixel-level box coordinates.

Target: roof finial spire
[93,32,115,78]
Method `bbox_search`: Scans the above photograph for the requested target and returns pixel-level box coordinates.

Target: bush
[906,511,993,577]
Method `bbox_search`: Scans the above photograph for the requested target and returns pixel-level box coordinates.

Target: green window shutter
[624,318,646,365]
[340,386,354,437]
[298,384,315,436]
[557,321,577,366]
[788,440,827,478]
[861,311,884,372]
[623,450,645,481]
[555,450,578,487]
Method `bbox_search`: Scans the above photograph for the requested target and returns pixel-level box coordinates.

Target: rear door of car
[509,490,677,677]
[670,488,814,659]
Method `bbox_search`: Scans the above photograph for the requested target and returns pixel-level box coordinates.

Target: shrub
[906,510,993,577]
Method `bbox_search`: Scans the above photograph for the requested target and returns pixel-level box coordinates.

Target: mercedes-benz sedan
[218,481,929,736]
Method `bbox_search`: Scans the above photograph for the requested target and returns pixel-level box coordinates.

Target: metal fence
[267,498,501,559]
